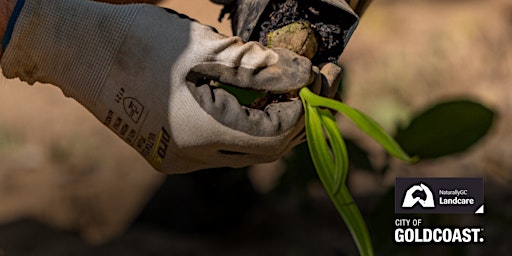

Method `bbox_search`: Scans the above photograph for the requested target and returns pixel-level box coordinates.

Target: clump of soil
[257,0,347,64]
[266,22,318,59]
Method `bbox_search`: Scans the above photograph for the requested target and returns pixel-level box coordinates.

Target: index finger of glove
[187,46,314,93]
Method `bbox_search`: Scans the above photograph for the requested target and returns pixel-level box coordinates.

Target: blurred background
[0,0,511,255]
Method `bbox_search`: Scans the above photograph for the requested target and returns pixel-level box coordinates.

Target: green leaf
[300,87,421,256]
[395,100,495,159]
[333,186,375,256]
[318,108,348,194]
[300,88,417,163]
[303,101,335,181]
[301,89,374,256]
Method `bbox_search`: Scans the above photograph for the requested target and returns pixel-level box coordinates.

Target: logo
[393,178,486,245]
[402,183,435,208]
[123,97,144,123]
[395,178,484,214]
[148,127,171,169]
[394,221,485,244]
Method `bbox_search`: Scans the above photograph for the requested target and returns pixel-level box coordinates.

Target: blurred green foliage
[395,100,495,159]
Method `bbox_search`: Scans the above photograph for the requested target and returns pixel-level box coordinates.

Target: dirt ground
[1,0,511,255]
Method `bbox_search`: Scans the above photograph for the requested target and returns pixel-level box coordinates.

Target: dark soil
[257,0,347,64]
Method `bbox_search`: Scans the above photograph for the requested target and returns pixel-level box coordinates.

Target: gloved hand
[1,0,317,173]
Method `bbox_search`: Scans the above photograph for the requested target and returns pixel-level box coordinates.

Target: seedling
[300,87,416,256]
[217,83,416,256]
[224,3,418,252]
[262,19,416,252]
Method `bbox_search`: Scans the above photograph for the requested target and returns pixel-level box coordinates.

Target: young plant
[222,17,417,255]
[299,87,417,256]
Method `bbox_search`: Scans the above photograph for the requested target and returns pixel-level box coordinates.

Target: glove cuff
[1,0,141,107]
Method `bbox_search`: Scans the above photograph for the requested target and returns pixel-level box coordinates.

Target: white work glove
[1,0,316,173]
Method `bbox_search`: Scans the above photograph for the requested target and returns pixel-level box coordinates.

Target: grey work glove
[1,0,315,173]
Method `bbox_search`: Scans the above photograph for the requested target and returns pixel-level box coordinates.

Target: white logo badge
[402,183,435,208]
